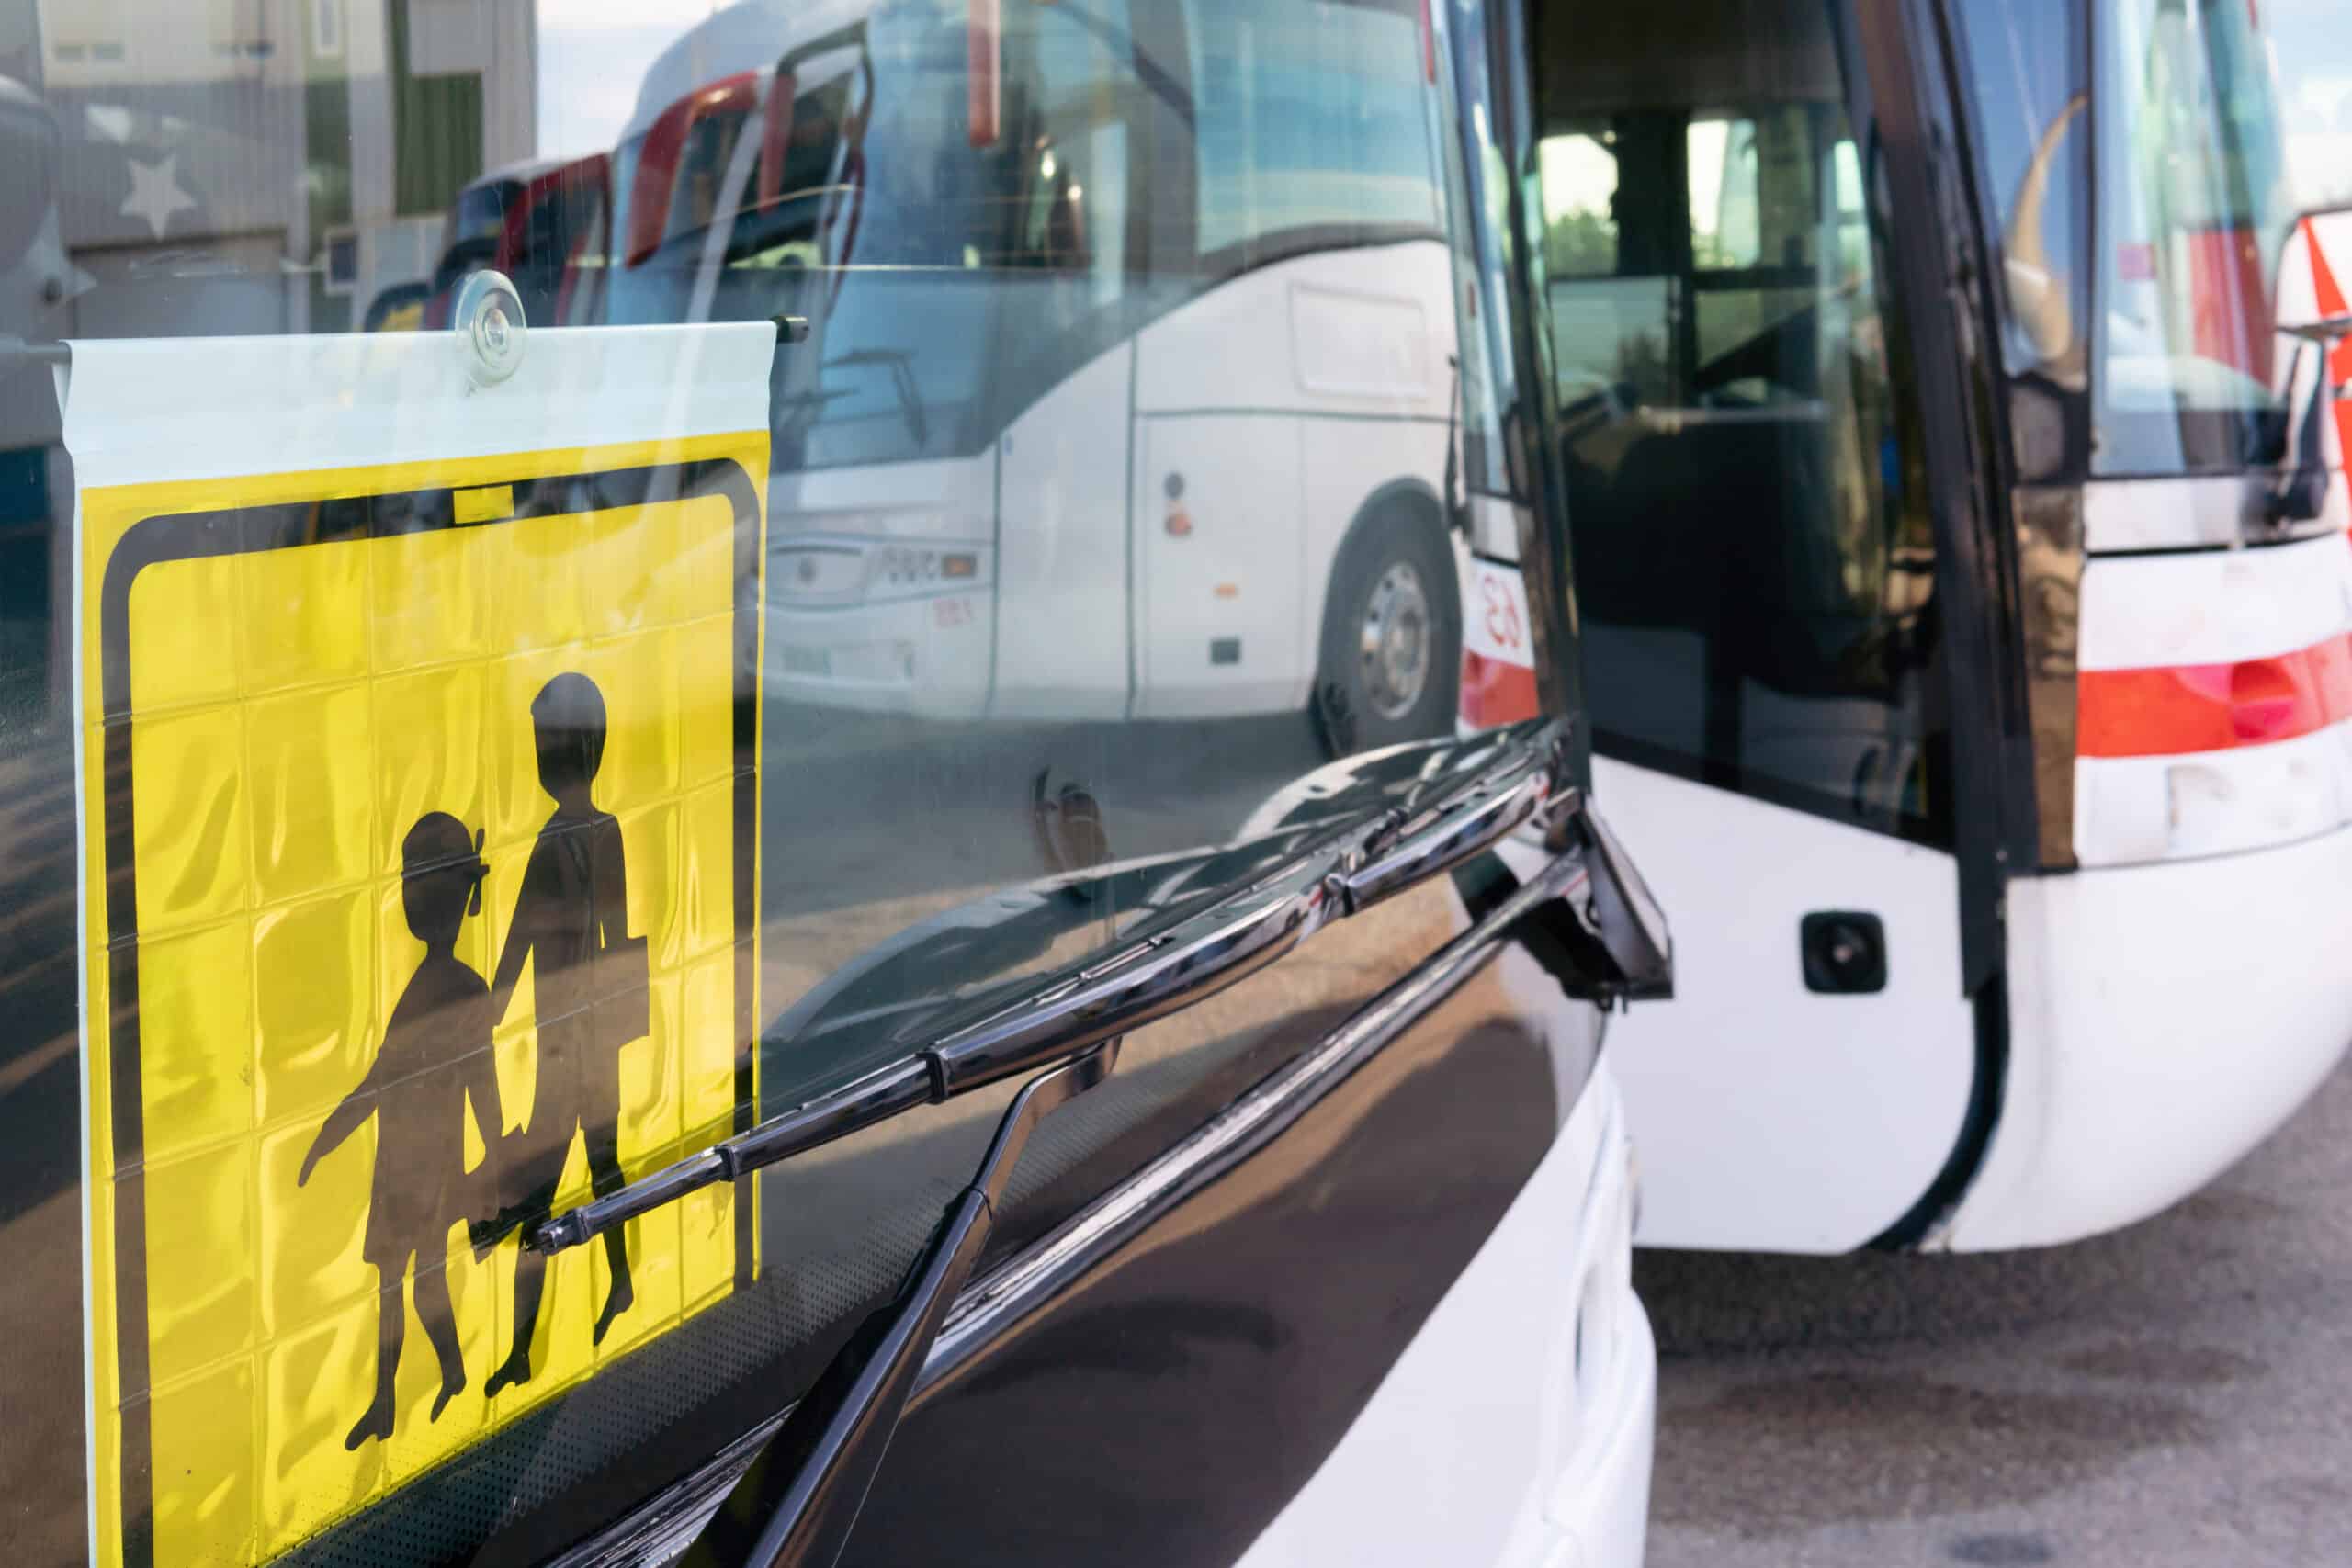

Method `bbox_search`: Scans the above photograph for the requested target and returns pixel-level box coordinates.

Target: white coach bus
[604,0,1476,753]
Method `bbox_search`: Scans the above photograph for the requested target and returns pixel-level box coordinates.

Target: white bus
[1462,0,2352,1255]
[604,0,1474,753]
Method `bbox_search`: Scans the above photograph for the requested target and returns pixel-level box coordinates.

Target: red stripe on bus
[1460,649,1540,729]
[2077,635,2352,757]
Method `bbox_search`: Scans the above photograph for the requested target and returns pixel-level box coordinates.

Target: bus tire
[1313,501,1460,758]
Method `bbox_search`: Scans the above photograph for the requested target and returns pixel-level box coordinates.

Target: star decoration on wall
[120,153,198,241]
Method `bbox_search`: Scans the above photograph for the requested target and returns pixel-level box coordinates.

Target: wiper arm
[530,720,1569,1260]
[684,1043,1118,1568]
[531,854,1331,1257]
[533,721,1570,1568]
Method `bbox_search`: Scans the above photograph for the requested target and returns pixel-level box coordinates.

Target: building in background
[0,0,537,730]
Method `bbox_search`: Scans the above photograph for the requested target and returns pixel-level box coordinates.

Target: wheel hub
[1357,560,1432,722]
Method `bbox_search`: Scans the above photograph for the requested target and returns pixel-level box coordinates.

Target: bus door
[1514,1,1975,1251]
[978,2,1145,722]
[1131,0,1461,737]
[1484,0,2352,1255]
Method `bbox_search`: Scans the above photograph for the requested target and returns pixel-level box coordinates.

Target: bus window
[1532,5,1943,840]
[605,65,858,332]
[1951,0,2092,408]
[1542,129,1677,411]
[1191,0,1445,263]
[2093,0,2298,475]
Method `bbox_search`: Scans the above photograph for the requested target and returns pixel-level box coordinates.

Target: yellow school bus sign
[63,324,775,1567]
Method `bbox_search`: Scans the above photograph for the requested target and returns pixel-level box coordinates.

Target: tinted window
[1531,0,1948,843]
[1193,0,1445,259]
[2091,0,2297,474]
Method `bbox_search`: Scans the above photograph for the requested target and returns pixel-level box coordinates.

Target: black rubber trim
[1838,0,2036,1247]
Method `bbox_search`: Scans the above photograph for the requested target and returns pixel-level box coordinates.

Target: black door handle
[1801,911,1886,995]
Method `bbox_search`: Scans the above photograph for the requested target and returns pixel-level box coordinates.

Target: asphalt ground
[1640,1045,2352,1567]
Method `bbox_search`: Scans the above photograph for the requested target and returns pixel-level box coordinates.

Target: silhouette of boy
[479,671,644,1397]
[299,811,500,1450]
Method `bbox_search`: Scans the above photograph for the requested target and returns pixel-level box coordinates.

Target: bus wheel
[1314,506,1460,758]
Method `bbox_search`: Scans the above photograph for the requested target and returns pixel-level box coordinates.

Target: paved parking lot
[1641,1047,2352,1567]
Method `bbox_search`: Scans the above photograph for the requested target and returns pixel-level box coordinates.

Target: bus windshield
[609,0,1447,471]
[2094,0,2298,474]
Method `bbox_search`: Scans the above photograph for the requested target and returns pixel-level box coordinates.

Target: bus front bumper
[1942,820,2352,1250]
[763,590,992,718]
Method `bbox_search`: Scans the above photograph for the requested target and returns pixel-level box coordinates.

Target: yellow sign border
[80,435,766,1568]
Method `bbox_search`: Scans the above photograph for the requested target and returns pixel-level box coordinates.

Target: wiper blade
[529,719,1561,1568]
[530,719,1569,1260]
[534,720,1570,1568]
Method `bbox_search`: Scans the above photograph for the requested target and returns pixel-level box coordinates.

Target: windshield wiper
[535,719,1572,1567]
[681,1042,1117,1568]
[531,722,1565,1258]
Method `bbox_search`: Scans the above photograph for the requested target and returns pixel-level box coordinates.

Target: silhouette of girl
[299,812,498,1450]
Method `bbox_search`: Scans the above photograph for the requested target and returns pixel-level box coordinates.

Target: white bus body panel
[1126,242,1455,718]
[1946,824,2352,1249]
[1296,411,1452,664]
[1236,1062,1654,1568]
[775,243,1459,723]
[989,343,1136,720]
[766,451,998,716]
[1548,759,1974,1253]
[1133,412,1307,717]
[1132,241,1453,417]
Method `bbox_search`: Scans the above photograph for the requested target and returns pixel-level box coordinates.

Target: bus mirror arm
[1563,800,1674,1005]
[2268,330,2344,525]
[2277,314,2352,346]
[773,314,812,344]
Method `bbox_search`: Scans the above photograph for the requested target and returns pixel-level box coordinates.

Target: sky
[536,0,719,161]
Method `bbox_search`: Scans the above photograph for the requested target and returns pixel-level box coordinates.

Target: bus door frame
[1836,0,2043,1245]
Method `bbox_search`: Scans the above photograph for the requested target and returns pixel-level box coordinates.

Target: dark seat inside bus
[1524,0,1935,830]
[1567,415,1849,687]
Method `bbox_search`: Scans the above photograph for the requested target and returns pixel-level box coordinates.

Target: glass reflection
[0,3,1510,1564]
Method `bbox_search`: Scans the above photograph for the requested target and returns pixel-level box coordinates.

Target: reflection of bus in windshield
[1459,0,2352,1258]
[420,153,611,331]
[2097,0,2299,472]
[611,0,1469,752]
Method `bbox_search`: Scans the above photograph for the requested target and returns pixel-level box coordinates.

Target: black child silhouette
[479,671,648,1397]
[298,811,500,1451]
